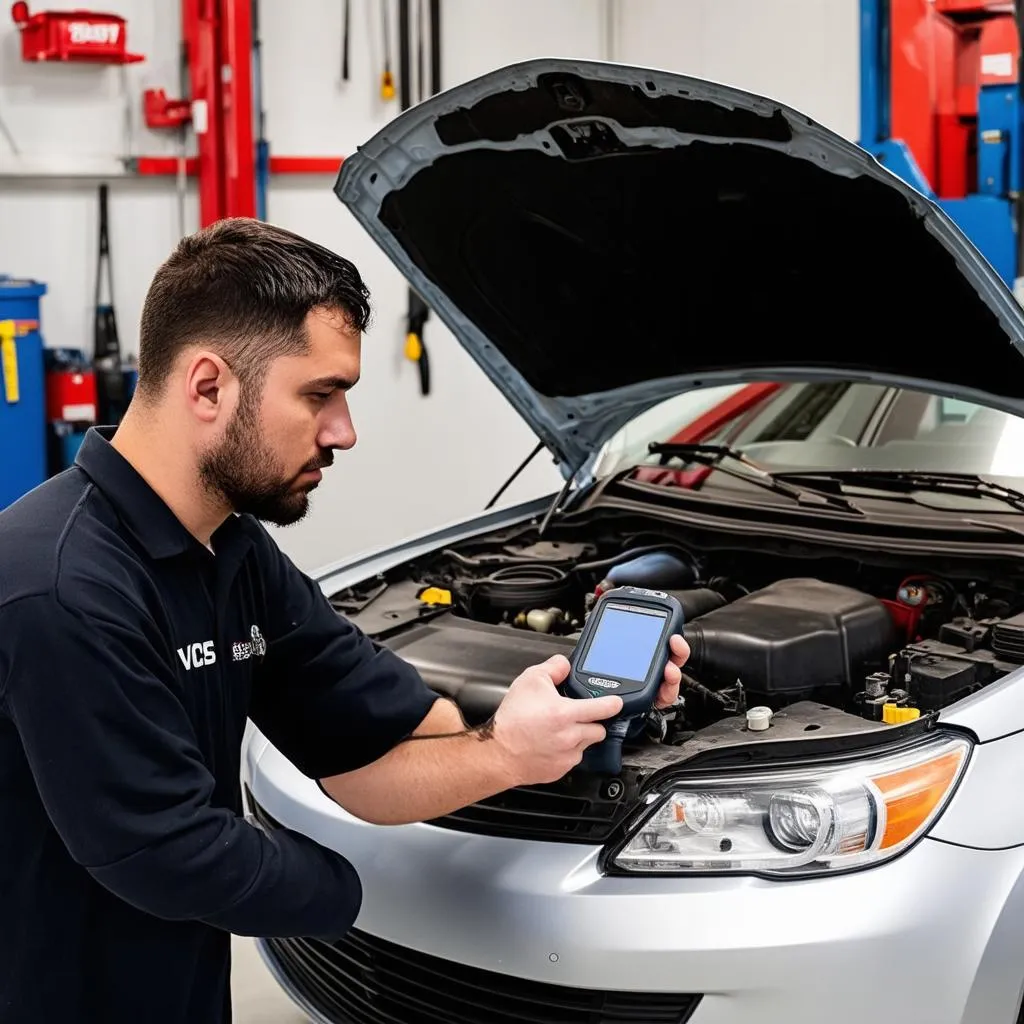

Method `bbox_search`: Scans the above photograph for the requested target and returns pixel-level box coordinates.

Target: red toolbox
[11,2,144,63]
[45,349,97,424]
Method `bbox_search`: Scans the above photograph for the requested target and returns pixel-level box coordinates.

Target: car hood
[335,58,1024,478]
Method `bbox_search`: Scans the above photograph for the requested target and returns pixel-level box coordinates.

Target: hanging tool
[399,0,439,396]
[380,0,395,100]
[416,0,425,102]
[404,292,430,394]
[429,0,439,95]
[93,184,125,425]
[341,0,350,82]
[399,0,411,106]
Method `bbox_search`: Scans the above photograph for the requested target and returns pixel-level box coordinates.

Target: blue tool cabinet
[0,276,48,511]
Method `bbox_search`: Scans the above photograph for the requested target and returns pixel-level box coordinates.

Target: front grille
[264,929,702,1024]
[426,773,640,844]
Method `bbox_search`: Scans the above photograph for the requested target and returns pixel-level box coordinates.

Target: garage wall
[612,0,861,138]
[0,0,860,571]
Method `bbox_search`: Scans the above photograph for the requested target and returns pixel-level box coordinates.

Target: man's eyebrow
[304,374,360,391]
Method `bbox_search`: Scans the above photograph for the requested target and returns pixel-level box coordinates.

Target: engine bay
[329,513,1024,772]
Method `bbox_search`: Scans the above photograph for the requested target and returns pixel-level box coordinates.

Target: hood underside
[335,58,1024,475]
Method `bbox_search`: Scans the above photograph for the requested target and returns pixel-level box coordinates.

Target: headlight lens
[611,733,970,876]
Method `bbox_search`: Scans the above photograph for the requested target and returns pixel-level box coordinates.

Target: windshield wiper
[645,442,864,515]
[772,469,1024,515]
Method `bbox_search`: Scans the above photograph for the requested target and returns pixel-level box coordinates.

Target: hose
[573,544,699,575]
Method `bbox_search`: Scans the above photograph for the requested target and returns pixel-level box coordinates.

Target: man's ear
[185,351,236,423]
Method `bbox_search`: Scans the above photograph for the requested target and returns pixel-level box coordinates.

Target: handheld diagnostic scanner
[562,586,684,775]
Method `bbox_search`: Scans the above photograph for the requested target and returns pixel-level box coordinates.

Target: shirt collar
[74,426,247,561]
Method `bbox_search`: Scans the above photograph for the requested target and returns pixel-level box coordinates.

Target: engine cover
[683,578,896,698]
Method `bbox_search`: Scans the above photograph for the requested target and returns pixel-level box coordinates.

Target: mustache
[299,451,334,474]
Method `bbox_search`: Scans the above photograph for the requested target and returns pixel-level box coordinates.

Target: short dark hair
[136,218,371,400]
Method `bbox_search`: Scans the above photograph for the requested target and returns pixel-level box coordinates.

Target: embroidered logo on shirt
[232,624,267,662]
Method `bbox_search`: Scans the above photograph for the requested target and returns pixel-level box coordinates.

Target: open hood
[335,58,1024,477]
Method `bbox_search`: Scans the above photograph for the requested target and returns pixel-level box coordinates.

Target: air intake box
[684,578,895,697]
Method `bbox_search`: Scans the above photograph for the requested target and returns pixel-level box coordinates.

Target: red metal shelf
[11,2,144,64]
[131,156,344,177]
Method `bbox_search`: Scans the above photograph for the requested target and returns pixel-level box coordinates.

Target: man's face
[198,309,360,526]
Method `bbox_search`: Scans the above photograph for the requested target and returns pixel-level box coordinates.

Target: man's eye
[309,392,332,402]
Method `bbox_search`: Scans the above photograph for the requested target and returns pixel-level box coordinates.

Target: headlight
[610,733,970,876]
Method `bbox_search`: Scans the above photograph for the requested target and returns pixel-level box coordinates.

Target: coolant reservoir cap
[746,706,773,732]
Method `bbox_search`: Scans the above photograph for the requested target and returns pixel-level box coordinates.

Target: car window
[600,381,1024,481]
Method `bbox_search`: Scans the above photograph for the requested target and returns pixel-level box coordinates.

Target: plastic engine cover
[683,578,896,697]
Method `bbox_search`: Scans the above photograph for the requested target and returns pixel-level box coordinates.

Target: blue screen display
[581,605,667,682]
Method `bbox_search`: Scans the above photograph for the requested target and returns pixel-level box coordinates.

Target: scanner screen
[581,605,667,682]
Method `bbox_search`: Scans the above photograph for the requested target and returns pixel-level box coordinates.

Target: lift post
[140,0,343,227]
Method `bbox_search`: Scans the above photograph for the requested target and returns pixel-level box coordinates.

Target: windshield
[596,381,1024,483]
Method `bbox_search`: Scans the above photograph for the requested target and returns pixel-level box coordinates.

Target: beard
[198,393,333,527]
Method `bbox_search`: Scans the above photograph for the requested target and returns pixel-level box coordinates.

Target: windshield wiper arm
[773,469,1024,515]
[646,443,864,515]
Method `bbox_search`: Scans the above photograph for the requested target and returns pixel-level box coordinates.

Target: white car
[243,58,1024,1024]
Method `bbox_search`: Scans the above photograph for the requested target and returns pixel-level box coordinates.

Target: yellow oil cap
[418,586,452,606]
[883,704,921,724]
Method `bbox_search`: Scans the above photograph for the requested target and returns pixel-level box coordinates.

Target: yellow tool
[380,0,396,99]
[404,292,431,395]
[0,319,21,404]
[404,330,422,361]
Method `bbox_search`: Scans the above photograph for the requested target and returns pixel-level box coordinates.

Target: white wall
[613,0,860,140]
[0,0,860,571]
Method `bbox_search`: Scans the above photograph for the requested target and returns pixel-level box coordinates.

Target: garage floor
[231,935,310,1023]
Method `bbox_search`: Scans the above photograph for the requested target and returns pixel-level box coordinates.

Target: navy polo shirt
[0,426,439,1023]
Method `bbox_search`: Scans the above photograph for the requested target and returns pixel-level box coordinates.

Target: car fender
[939,662,1024,743]
[929,729,1024,849]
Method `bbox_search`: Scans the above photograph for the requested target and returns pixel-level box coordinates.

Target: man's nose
[317,406,357,451]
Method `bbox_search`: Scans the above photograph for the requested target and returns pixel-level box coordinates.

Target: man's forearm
[319,698,519,825]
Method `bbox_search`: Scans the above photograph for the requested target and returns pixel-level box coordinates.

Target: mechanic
[0,218,689,1024]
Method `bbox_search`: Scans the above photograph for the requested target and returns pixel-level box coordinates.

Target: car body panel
[335,57,1024,477]
[929,729,1024,847]
[244,734,1024,1024]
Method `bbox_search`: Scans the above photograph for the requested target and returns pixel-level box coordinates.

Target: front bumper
[244,729,1024,1024]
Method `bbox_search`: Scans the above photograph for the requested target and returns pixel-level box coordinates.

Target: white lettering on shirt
[177,640,217,670]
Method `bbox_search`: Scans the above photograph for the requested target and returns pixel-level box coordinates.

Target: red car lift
[170,0,349,225]
[162,0,346,225]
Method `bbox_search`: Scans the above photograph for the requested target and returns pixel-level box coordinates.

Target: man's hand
[492,633,690,787]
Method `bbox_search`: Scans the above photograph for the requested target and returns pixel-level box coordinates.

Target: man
[0,218,688,1023]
